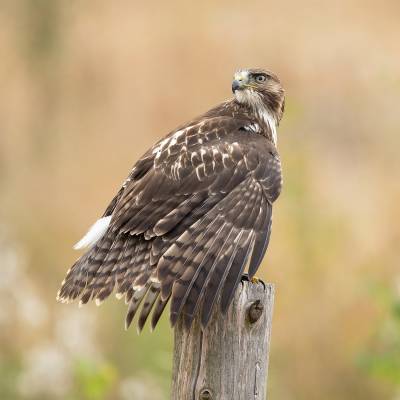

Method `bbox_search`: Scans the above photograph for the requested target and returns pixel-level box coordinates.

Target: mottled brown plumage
[57,68,285,330]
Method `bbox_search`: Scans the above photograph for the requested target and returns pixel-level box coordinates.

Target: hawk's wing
[57,116,282,330]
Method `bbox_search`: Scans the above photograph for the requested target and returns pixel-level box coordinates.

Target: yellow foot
[250,276,260,284]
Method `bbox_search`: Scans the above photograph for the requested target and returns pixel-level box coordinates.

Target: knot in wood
[199,388,212,400]
[248,300,263,324]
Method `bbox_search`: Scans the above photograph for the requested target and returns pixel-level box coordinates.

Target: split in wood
[199,388,212,399]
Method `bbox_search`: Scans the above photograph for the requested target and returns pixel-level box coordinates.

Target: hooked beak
[231,80,242,93]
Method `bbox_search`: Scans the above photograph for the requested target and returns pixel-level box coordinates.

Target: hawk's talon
[249,276,266,288]
[241,274,265,287]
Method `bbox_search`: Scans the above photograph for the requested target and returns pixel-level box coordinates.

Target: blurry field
[1,1,400,399]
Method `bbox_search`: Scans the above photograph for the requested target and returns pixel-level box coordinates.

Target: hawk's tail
[57,232,165,331]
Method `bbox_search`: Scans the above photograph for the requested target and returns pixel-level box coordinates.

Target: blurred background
[1,1,399,399]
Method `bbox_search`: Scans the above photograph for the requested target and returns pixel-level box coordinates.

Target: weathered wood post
[171,280,275,400]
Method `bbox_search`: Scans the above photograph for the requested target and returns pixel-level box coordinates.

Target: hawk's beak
[232,71,250,93]
[232,80,242,93]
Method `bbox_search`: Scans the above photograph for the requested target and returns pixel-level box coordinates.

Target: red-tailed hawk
[57,68,285,331]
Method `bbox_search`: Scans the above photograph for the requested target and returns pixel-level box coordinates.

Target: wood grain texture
[171,281,275,400]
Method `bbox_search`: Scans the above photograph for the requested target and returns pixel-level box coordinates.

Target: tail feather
[200,228,241,327]
[151,295,170,331]
[137,283,160,332]
[125,284,150,329]
[220,231,255,314]
[169,216,226,326]
[181,223,232,327]
[82,236,124,304]
[158,208,223,301]
[63,233,114,302]
[248,200,272,278]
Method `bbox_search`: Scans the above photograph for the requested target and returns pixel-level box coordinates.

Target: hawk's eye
[255,74,266,83]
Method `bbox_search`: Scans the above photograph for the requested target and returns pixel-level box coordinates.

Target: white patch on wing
[195,165,205,180]
[243,123,260,133]
[222,152,230,167]
[73,216,112,250]
[153,129,185,158]
[198,121,205,133]
[191,151,198,162]
[152,137,169,155]
[200,148,207,161]
[173,129,185,138]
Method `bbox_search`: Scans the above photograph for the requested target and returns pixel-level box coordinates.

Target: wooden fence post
[171,280,275,400]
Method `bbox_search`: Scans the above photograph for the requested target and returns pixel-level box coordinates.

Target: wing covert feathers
[57,114,281,331]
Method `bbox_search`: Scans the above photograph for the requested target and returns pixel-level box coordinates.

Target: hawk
[57,68,285,331]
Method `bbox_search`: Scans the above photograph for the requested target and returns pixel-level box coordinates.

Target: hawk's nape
[57,68,284,331]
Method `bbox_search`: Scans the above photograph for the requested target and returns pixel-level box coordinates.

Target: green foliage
[359,284,400,387]
[23,0,61,62]
[71,359,117,400]
[0,359,21,400]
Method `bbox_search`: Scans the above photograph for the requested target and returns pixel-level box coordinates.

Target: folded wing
[57,115,282,330]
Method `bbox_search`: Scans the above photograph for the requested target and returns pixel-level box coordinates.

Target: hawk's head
[232,68,285,125]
